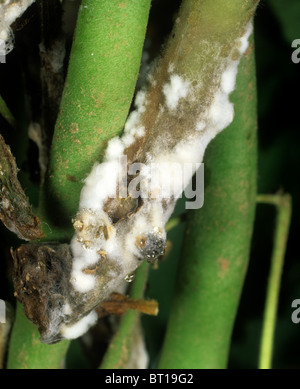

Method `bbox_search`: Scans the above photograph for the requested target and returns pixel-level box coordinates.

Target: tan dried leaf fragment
[97,292,158,318]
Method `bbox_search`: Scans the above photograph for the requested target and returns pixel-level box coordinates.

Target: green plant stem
[166,216,184,232]
[7,303,69,369]
[257,193,292,369]
[158,23,258,370]
[41,0,151,234]
[99,262,149,369]
[0,95,15,128]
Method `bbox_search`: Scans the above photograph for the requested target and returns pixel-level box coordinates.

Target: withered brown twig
[0,134,44,240]
[97,292,158,318]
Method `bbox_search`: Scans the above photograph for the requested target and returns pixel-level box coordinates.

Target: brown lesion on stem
[11,243,71,341]
[0,134,44,240]
[100,1,259,224]
[11,241,128,343]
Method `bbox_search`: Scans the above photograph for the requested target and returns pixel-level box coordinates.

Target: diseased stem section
[63,0,259,342]
[158,28,258,370]
[257,194,292,369]
[10,0,259,347]
[43,0,151,230]
[10,0,259,344]
[122,0,259,168]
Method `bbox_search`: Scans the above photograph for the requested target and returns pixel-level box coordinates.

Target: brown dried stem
[0,134,44,240]
[97,292,158,318]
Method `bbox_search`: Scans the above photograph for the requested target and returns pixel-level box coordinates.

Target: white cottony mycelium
[60,310,98,340]
[0,0,36,55]
[195,21,253,150]
[163,74,191,111]
[49,20,254,341]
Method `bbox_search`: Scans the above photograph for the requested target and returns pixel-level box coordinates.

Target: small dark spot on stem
[66,175,76,182]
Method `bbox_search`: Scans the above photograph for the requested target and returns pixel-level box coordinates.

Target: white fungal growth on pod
[60,310,98,340]
[13,16,256,344]
[57,20,254,341]
[163,74,191,111]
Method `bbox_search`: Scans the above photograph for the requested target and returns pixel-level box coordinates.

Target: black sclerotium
[137,232,166,263]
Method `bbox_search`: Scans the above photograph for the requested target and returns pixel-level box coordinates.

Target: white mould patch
[195,21,253,141]
[70,269,96,293]
[28,18,254,343]
[207,90,234,134]
[196,121,206,132]
[121,89,147,148]
[163,74,191,111]
[221,65,239,95]
[239,21,253,55]
[69,236,101,293]
[79,162,121,210]
[61,310,98,340]
[105,137,125,161]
